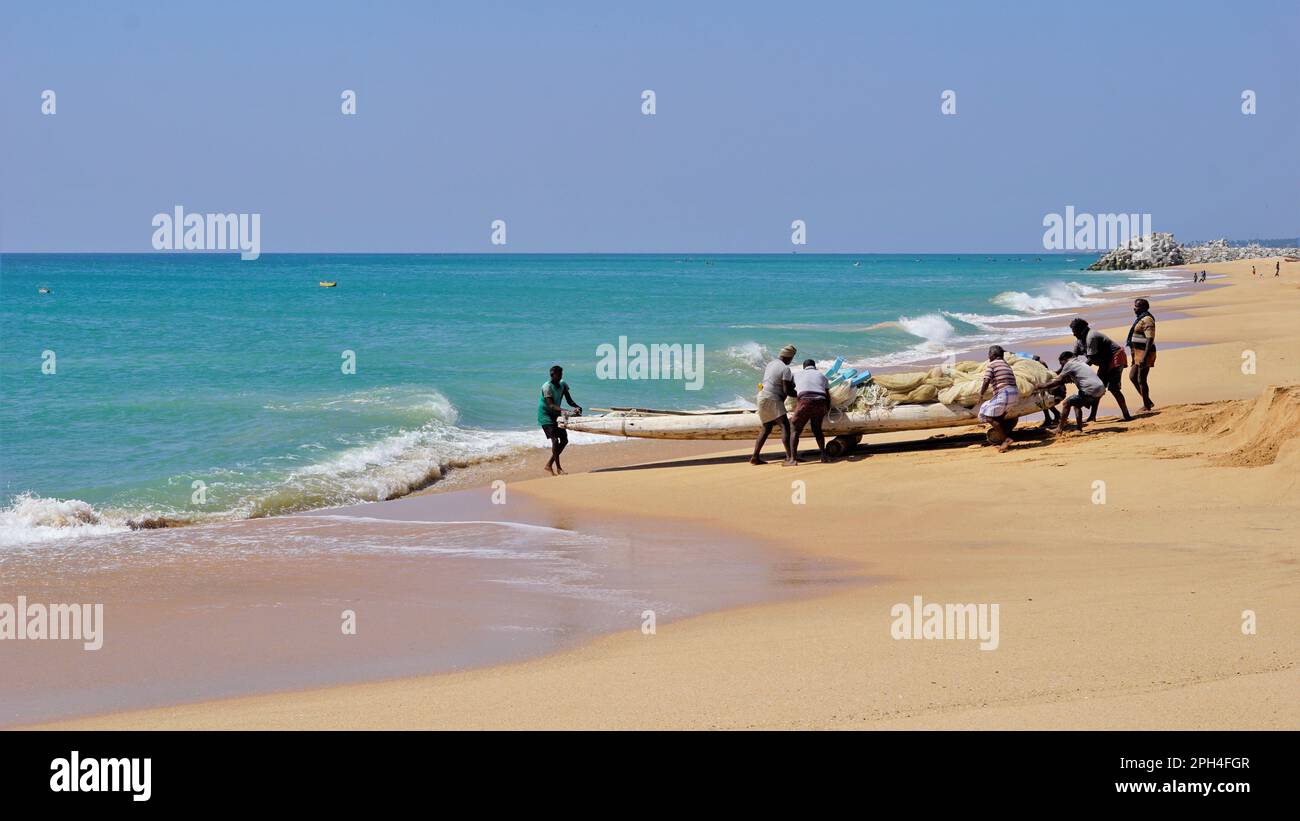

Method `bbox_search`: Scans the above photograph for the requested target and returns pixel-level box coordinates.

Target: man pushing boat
[539,365,581,475]
[1069,317,1133,422]
[787,358,832,465]
[977,346,1019,453]
[751,345,798,465]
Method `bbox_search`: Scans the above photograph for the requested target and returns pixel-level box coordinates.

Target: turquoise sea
[0,252,1184,543]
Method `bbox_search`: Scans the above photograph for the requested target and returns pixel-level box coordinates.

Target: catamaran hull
[561,394,1052,440]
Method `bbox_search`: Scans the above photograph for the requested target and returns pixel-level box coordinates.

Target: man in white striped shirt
[977,346,1019,452]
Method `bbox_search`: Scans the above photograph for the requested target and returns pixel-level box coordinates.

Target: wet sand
[2,489,854,726]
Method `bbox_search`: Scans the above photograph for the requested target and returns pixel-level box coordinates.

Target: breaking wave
[991,281,1104,314]
[0,392,610,547]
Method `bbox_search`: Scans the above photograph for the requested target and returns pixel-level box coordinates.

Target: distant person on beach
[1032,354,1065,429]
[977,345,1018,453]
[1277,261,1281,277]
[1042,351,1107,434]
[787,359,831,464]
[1069,318,1133,422]
[1252,265,1257,277]
[751,345,797,465]
[538,365,581,475]
[1126,298,1157,411]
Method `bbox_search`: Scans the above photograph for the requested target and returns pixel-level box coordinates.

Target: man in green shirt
[538,365,581,475]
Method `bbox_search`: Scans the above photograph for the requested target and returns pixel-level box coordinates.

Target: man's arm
[562,386,581,414]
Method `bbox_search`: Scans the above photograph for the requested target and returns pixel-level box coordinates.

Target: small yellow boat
[319,281,337,288]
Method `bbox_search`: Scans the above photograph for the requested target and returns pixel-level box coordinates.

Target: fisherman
[1125,298,1157,411]
[977,345,1019,453]
[538,365,581,475]
[1032,354,1065,429]
[751,344,797,465]
[787,359,832,464]
[1041,351,1107,434]
[1069,318,1132,422]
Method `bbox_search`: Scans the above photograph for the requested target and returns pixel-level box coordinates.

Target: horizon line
[2,250,1103,256]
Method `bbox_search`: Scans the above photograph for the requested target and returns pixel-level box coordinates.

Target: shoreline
[1,260,1204,544]
[21,256,1300,729]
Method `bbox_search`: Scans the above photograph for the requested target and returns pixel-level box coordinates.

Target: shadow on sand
[592,420,1139,474]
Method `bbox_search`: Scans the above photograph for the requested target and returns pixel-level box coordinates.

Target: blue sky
[2,0,1296,252]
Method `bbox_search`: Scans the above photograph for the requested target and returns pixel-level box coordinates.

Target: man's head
[988,345,1005,361]
[549,365,563,381]
[1069,318,1089,338]
[801,358,817,369]
[1059,351,1076,364]
[1133,298,1149,315]
[779,344,797,364]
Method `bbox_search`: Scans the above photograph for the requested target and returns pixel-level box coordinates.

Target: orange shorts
[1132,345,1156,368]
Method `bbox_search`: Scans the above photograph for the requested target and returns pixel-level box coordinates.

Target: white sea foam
[0,493,133,546]
[0,393,612,546]
[991,281,1105,314]
[897,313,957,346]
[723,341,770,370]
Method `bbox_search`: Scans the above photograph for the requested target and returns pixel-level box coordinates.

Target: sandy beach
[25,258,1300,730]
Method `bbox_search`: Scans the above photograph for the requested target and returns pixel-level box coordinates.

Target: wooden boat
[562,393,1053,455]
[319,281,337,287]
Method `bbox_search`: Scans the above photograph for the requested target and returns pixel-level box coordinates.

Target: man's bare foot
[997,441,1012,453]
[749,456,767,465]
[819,456,831,463]
[782,459,799,466]
[555,466,566,475]
[544,464,555,475]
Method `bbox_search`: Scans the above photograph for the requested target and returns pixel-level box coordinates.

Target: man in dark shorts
[538,365,581,475]
[787,359,831,464]
[1041,351,1107,434]
[1125,298,1157,411]
[1069,318,1132,422]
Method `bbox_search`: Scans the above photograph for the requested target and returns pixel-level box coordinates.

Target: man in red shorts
[787,359,832,465]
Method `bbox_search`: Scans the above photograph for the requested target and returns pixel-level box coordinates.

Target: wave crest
[991,281,1103,314]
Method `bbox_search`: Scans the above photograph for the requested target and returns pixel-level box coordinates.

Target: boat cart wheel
[825,434,861,458]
